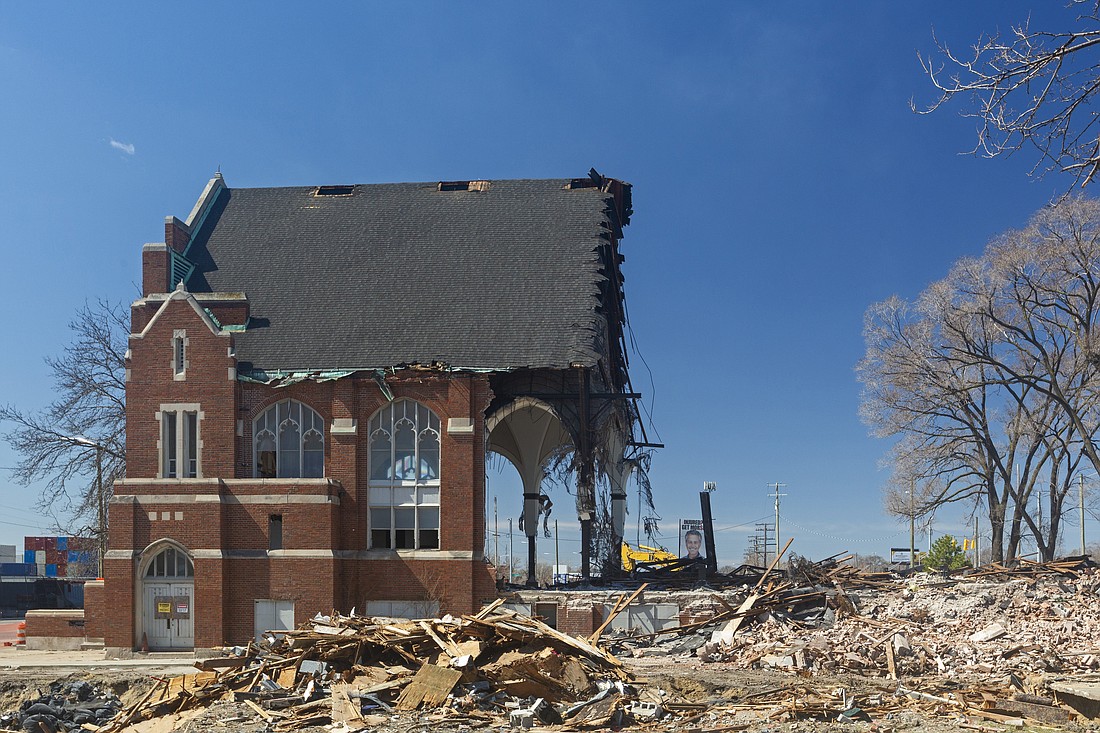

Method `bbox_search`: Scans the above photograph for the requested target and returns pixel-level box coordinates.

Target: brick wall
[142,245,168,296]
[559,603,601,637]
[83,580,105,641]
[25,610,85,650]
[110,281,501,648]
[127,295,237,480]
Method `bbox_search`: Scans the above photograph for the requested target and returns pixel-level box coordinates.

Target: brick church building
[93,171,644,652]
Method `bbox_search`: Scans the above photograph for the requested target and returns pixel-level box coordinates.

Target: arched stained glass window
[254,400,325,478]
[368,400,441,550]
[145,547,194,578]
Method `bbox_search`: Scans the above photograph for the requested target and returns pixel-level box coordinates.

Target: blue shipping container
[45,564,57,577]
[23,550,34,564]
[0,563,33,576]
[56,537,67,551]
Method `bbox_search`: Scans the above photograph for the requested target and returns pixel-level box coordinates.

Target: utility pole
[1037,485,1044,561]
[754,522,772,566]
[909,480,915,570]
[508,519,513,585]
[974,511,979,568]
[554,520,560,587]
[494,497,499,578]
[769,482,786,563]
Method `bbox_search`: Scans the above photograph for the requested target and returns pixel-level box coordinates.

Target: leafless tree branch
[0,299,127,547]
[915,6,1100,185]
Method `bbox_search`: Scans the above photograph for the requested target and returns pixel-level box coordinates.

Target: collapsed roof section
[172,170,633,378]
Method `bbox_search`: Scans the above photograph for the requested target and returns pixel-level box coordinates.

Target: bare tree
[859,295,1059,561]
[861,196,1100,561]
[0,299,127,564]
[915,3,1100,185]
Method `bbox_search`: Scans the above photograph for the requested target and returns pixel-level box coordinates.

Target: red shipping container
[23,538,33,552]
[33,537,47,551]
[45,549,63,565]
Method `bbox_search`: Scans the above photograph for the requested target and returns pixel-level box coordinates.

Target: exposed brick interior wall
[559,604,601,637]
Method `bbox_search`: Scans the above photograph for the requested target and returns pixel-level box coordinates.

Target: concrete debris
[54,555,1100,731]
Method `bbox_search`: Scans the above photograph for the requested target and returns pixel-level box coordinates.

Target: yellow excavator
[621,541,678,572]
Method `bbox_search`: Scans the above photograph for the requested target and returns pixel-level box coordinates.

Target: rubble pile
[42,557,1100,731]
[94,599,643,732]
[0,680,122,732]
[629,559,1100,681]
[595,557,1100,728]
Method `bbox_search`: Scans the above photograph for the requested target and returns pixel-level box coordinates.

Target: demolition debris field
[3,557,1100,733]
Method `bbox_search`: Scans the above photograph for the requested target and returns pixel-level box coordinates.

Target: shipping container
[23,550,34,564]
[34,551,45,564]
[0,563,34,576]
[56,537,67,551]
[44,564,57,577]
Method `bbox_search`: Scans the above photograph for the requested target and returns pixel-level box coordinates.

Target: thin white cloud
[110,139,135,155]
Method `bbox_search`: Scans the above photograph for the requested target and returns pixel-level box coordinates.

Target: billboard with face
[680,519,705,560]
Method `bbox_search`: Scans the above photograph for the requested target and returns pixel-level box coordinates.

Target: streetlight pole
[95,445,104,578]
[70,435,106,578]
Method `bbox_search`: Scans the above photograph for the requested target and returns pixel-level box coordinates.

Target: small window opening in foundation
[314,185,355,196]
[437,180,489,192]
[269,514,283,550]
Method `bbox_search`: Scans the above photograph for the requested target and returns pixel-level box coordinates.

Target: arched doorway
[140,543,195,650]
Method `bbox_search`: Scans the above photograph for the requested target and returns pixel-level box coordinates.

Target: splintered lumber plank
[163,671,218,700]
[589,583,648,644]
[243,699,274,722]
[330,683,363,724]
[753,538,794,592]
[194,656,252,671]
[473,597,506,619]
[394,664,462,711]
[884,636,898,679]
[276,666,297,689]
[721,594,761,637]
[419,620,461,657]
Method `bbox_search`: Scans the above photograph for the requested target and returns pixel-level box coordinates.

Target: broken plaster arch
[486,397,572,500]
[486,397,575,584]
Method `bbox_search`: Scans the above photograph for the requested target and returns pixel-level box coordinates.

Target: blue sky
[0,3,1093,566]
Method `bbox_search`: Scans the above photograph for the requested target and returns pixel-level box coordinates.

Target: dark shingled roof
[185,177,629,372]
